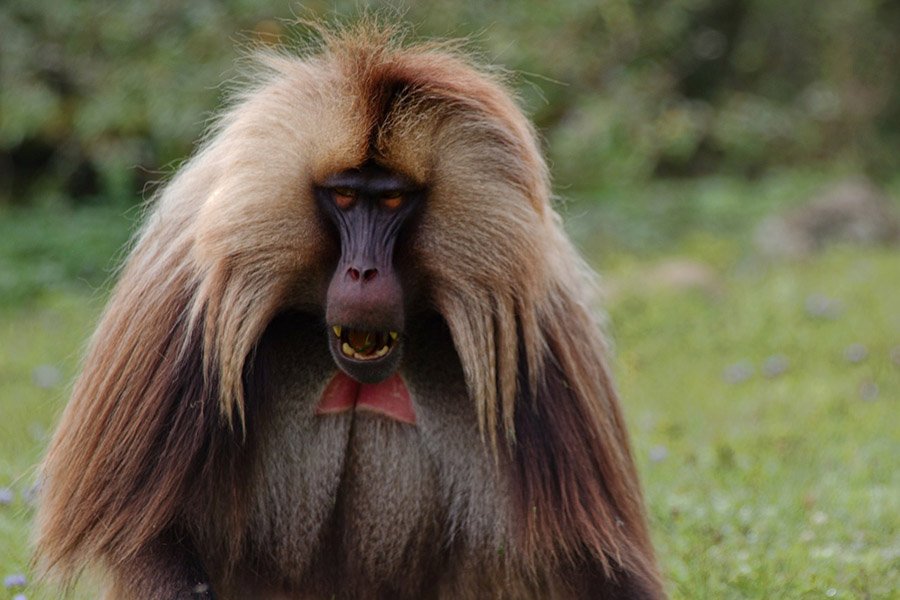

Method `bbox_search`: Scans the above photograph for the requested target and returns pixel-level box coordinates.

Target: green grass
[0,293,103,596]
[0,205,137,307]
[0,184,898,598]
[610,248,899,599]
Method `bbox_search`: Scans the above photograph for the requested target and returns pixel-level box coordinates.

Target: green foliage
[0,0,279,205]
[0,205,136,306]
[3,1,900,205]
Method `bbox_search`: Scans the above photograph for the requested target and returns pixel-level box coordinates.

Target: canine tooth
[342,342,354,357]
[333,325,342,337]
[389,331,399,340]
[375,345,389,357]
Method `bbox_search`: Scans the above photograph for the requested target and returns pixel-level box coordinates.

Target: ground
[0,178,897,598]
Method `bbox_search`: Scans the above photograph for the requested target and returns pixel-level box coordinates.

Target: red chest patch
[315,371,416,425]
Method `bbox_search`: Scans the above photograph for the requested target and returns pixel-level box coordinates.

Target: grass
[0,294,101,594]
[0,179,898,598]
[611,248,899,599]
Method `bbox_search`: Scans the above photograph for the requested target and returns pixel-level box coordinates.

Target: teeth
[337,330,395,361]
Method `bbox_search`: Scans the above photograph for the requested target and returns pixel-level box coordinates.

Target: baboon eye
[381,193,403,210]
[332,188,356,209]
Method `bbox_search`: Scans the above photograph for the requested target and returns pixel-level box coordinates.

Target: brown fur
[34,23,666,599]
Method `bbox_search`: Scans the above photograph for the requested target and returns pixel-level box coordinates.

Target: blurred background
[0,1,897,598]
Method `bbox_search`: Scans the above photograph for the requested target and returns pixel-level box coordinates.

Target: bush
[2,0,900,205]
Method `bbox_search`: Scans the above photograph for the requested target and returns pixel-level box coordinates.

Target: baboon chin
[34,22,666,600]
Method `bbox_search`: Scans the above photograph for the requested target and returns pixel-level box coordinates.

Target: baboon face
[316,161,424,385]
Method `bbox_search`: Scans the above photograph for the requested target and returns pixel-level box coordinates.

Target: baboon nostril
[346,267,378,283]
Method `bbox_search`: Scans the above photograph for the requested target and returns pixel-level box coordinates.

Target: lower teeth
[341,342,391,360]
[335,327,397,360]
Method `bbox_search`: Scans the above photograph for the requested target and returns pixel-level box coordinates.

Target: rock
[844,343,868,364]
[762,354,790,378]
[648,445,669,463]
[32,364,62,389]
[804,294,843,319]
[755,176,900,258]
[723,361,754,384]
[859,380,879,401]
[600,258,721,304]
[23,481,40,506]
[644,258,722,295]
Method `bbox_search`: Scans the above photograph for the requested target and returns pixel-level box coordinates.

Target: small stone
[0,488,13,505]
[32,364,62,389]
[644,259,722,295]
[804,294,843,319]
[4,573,26,588]
[648,445,668,463]
[723,361,753,384]
[23,482,40,506]
[756,177,900,258]
[826,588,837,597]
[28,423,46,443]
[859,380,879,401]
[762,354,789,378]
[844,343,868,363]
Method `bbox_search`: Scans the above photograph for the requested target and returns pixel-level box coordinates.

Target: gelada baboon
[34,23,666,600]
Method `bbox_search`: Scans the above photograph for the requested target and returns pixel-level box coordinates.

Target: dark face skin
[316,163,423,384]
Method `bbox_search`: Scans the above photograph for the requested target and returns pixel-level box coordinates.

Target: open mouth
[331,325,399,361]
